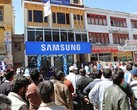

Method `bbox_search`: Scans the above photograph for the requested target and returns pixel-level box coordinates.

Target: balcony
[0,42,6,54]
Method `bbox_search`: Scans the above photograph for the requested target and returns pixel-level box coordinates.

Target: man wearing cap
[130,68,137,110]
[66,66,78,95]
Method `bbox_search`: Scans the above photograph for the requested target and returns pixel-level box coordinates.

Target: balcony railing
[0,42,6,54]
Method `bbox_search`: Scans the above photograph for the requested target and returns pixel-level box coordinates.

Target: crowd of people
[0,60,137,110]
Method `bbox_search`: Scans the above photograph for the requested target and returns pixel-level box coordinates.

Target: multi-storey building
[23,0,89,71]
[0,0,15,65]
[85,8,137,63]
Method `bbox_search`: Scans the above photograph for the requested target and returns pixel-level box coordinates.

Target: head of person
[0,94,11,110]
[55,71,65,81]
[4,70,14,81]
[103,68,112,78]
[122,62,126,66]
[30,68,40,83]
[94,70,102,79]
[128,61,134,67]
[11,75,30,97]
[79,69,86,76]
[130,68,137,79]
[38,80,54,103]
[112,68,124,85]
[69,66,77,74]
[126,64,132,71]
[134,62,137,68]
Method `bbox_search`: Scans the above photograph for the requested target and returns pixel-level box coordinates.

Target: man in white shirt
[66,66,78,95]
[89,69,113,110]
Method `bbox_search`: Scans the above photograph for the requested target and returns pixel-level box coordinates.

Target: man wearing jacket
[102,68,130,110]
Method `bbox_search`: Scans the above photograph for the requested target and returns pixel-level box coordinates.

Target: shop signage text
[26,42,91,55]
[92,46,118,53]
[118,46,137,51]
[125,40,137,45]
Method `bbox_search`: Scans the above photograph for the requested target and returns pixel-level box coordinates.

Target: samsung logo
[41,44,81,51]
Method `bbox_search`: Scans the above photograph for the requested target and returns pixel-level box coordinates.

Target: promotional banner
[42,0,70,6]
[26,42,91,55]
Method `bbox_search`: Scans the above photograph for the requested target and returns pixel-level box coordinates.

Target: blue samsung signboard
[42,0,70,6]
[26,42,91,55]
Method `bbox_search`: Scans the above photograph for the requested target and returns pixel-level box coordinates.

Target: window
[76,34,81,42]
[0,7,3,21]
[74,14,83,25]
[57,13,65,24]
[87,15,90,24]
[28,31,35,41]
[68,31,74,42]
[131,19,137,28]
[113,33,129,44]
[110,17,127,28]
[52,13,56,23]
[28,10,32,22]
[73,0,79,3]
[89,32,109,44]
[82,34,87,42]
[133,34,137,39]
[44,30,52,41]
[14,42,21,52]
[28,56,37,68]
[53,29,59,41]
[61,31,67,42]
[53,12,70,25]
[33,10,43,22]
[36,31,43,41]
[87,14,107,26]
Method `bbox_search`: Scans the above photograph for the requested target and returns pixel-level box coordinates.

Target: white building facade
[85,8,137,63]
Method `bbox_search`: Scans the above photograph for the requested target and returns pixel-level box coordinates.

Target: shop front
[112,51,133,61]
[91,46,118,64]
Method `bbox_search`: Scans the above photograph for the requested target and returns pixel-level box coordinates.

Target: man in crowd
[76,68,93,110]
[0,94,11,110]
[102,68,130,110]
[8,75,30,110]
[66,66,78,96]
[38,80,67,110]
[89,69,113,110]
[124,64,132,83]
[83,70,102,96]
[26,69,41,110]
[130,68,137,110]
[0,70,14,95]
[54,71,73,110]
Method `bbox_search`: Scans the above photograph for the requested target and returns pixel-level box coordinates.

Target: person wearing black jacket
[76,69,93,110]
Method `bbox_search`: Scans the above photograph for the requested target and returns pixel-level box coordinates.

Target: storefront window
[53,29,59,41]
[76,33,81,42]
[54,56,63,71]
[44,30,52,41]
[82,34,87,42]
[61,31,67,42]
[68,31,74,42]
[28,31,35,41]
[99,53,111,61]
[36,31,43,41]
[28,56,37,68]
